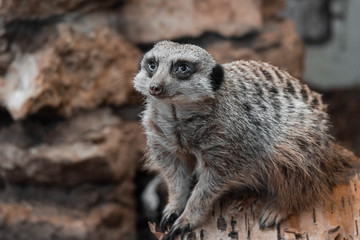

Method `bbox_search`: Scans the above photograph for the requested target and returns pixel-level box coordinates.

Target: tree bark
[151,174,360,239]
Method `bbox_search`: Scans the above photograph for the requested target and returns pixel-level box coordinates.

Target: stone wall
[0,1,306,239]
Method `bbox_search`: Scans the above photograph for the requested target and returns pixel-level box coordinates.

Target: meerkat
[134,41,358,240]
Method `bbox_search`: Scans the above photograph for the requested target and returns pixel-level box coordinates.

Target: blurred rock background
[0,0,358,239]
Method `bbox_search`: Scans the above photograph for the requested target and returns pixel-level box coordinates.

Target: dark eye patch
[171,60,197,80]
[144,58,158,77]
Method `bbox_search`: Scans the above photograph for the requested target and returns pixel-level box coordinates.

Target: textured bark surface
[150,174,360,240]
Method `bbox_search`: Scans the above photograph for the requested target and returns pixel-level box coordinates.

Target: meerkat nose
[149,83,164,96]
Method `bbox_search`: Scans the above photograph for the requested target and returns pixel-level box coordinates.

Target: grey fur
[134,41,357,238]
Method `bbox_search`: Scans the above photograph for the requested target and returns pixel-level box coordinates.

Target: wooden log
[151,174,360,239]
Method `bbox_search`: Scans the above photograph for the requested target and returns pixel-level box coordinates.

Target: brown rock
[0,180,136,240]
[261,0,285,19]
[118,0,262,44]
[206,19,305,79]
[0,107,143,239]
[0,108,145,186]
[0,15,142,120]
[0,0,120,22]
[0,20,14,75]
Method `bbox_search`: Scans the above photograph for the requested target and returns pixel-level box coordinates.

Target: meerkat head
[134,41,224,104]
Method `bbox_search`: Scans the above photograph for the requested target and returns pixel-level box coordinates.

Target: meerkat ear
[209,64,224,91]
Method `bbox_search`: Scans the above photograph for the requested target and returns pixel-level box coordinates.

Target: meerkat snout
[149,82,164,96]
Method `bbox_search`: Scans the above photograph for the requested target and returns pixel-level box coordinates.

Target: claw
[163,223,195,240]
[163,226,181,240]
[160,213,178,232]
[181,223,195,239]
[259,208,287,229]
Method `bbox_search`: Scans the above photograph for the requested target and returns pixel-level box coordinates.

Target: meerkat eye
[177,63,190,73]
[173,61,196,80]
[147,60,157,72]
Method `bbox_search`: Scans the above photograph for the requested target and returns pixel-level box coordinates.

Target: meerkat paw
[163,217,195,240]
[160,212,179,232]
[160,204,185,232]
[259,207,288,229]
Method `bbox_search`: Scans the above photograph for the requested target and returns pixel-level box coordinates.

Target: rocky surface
[0,108,144,186]
[0,21,13,75]
[0,14,142,120]
[0,0,302,121]
[206,19,305,79]
[117,0,263,44]
[0,0,120,22]
[261,0,285,19]
[0,182,135,240]
[0,108,144,239]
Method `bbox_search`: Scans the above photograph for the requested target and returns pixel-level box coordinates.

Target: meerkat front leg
[164,169,230,240]
[150,149,193,232]
[160,161,192,232]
